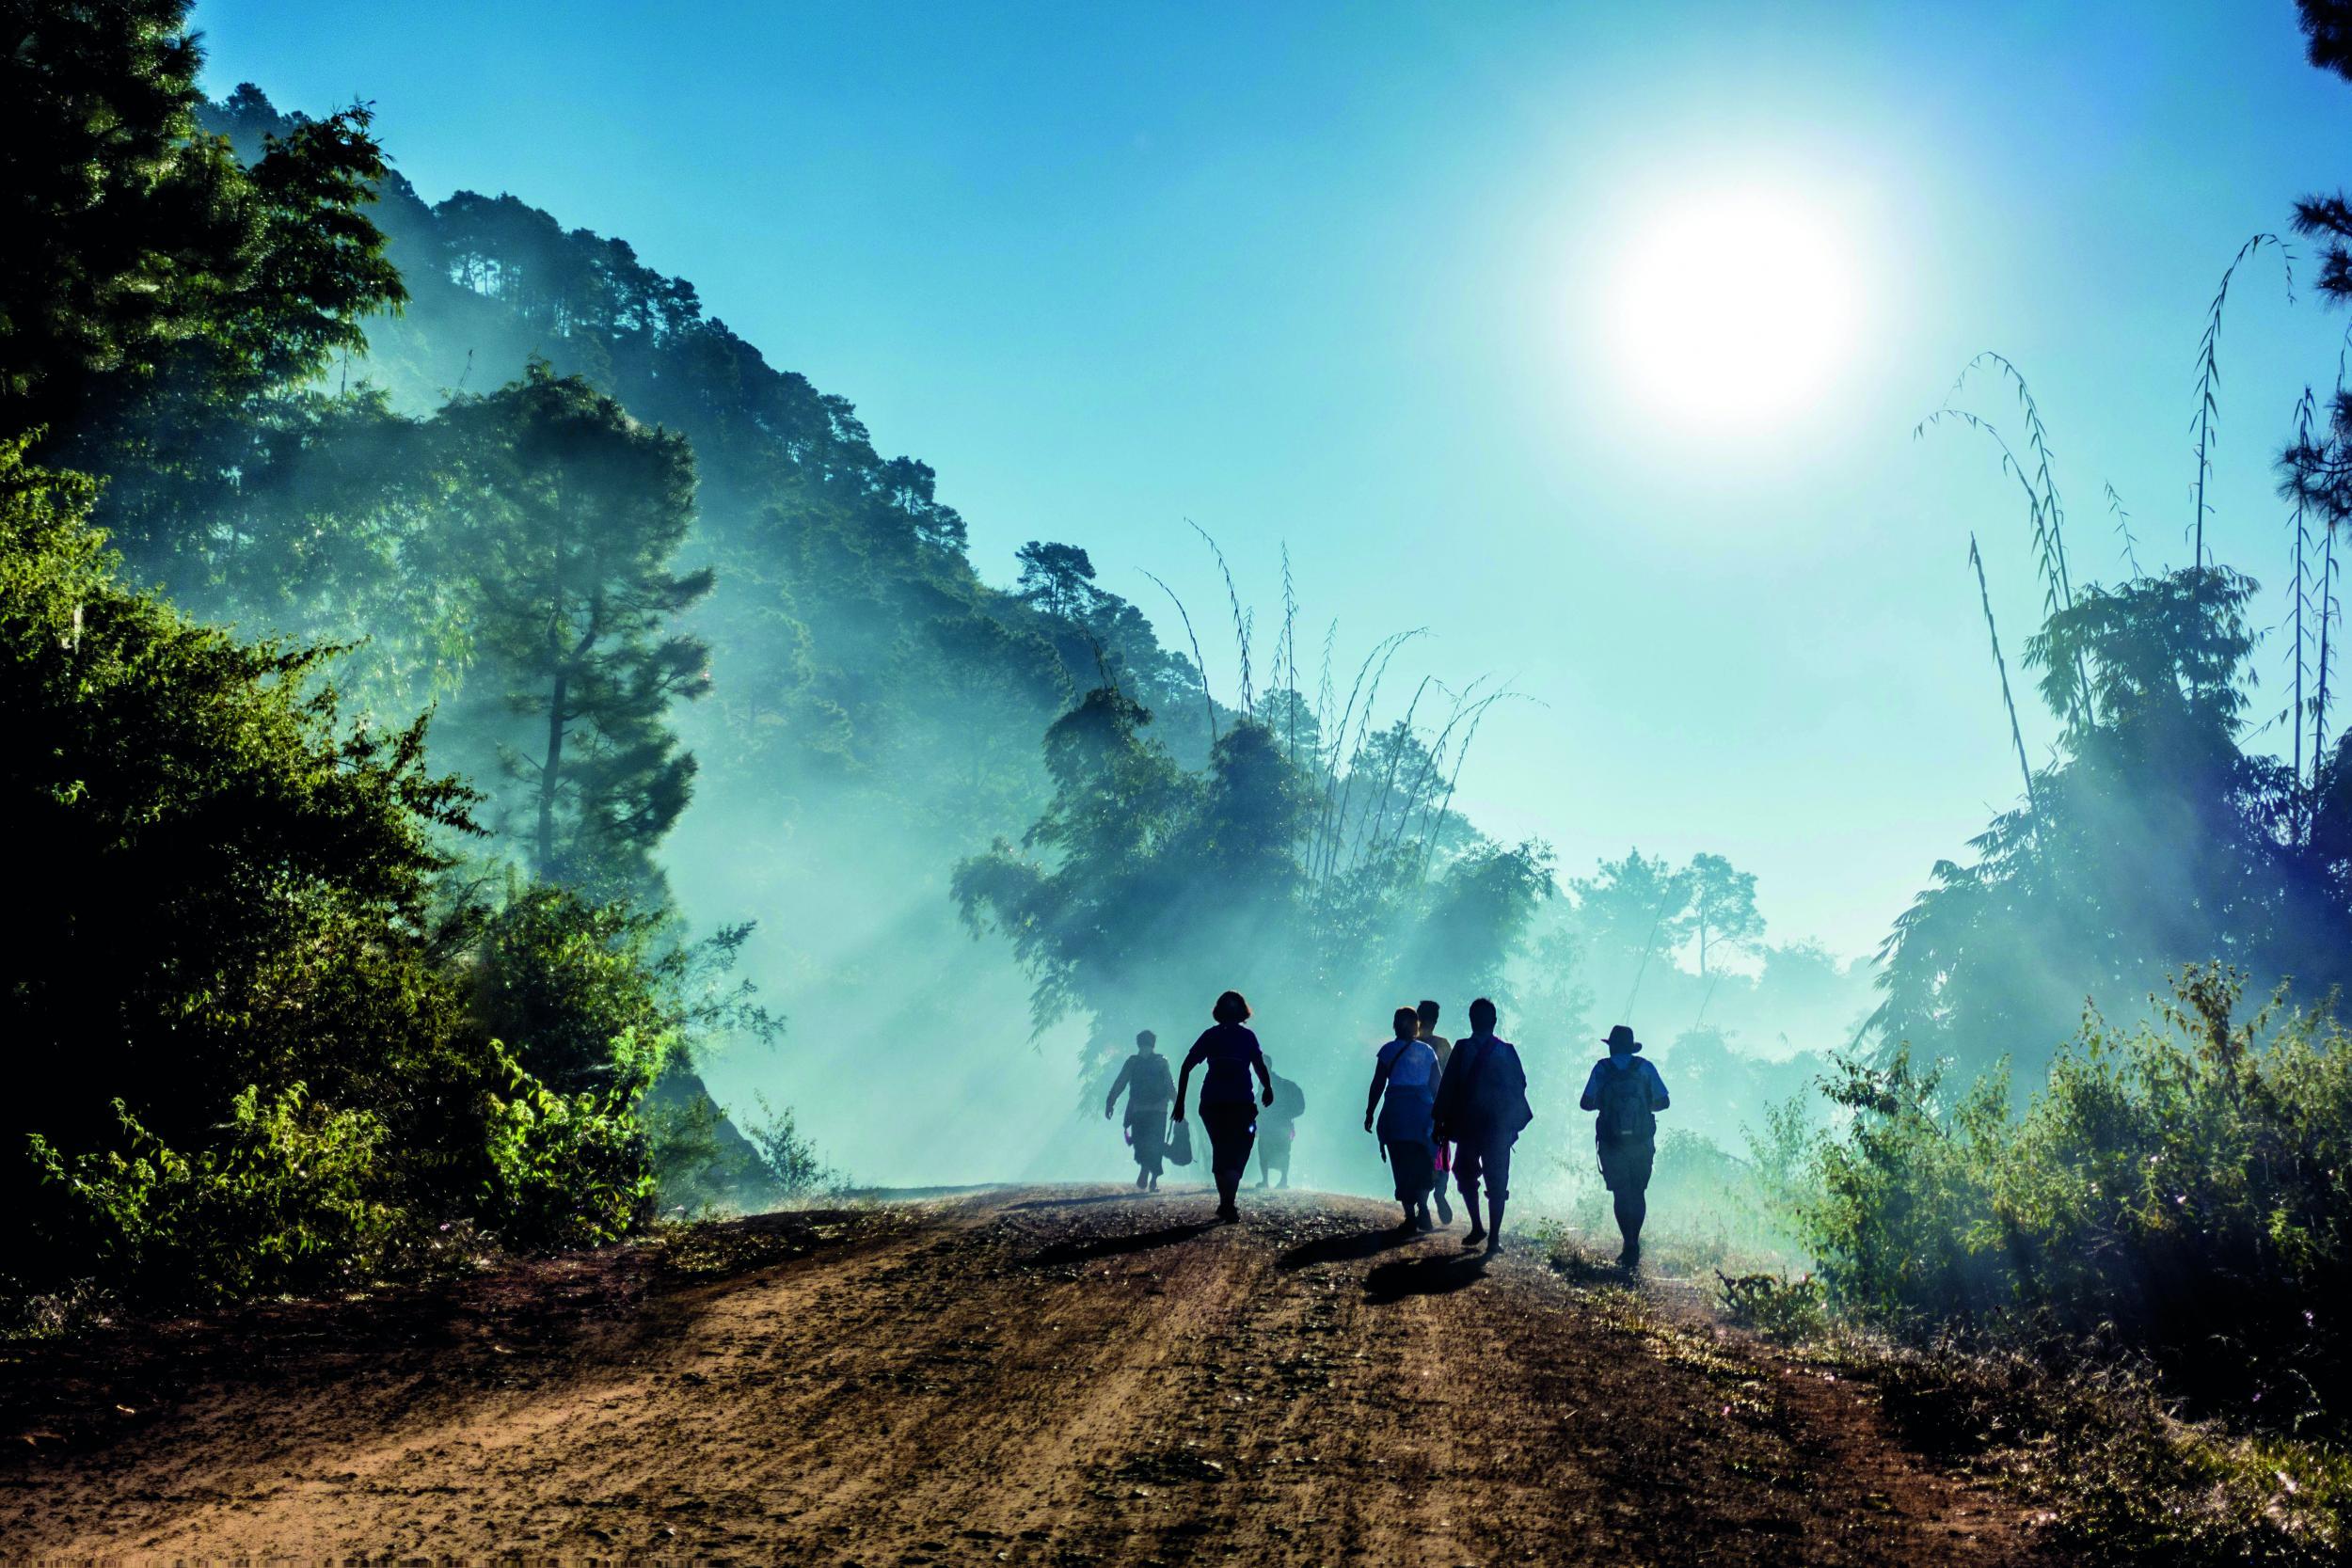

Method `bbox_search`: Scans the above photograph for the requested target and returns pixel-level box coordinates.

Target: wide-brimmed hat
[1604,1024,1643,1053]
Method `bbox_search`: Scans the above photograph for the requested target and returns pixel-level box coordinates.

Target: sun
[1610,186,1862,427]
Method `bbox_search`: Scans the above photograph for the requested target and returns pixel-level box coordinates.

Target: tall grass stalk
[1185,518,1253,715]
[1353,674,1435,864]
[2192,233,2293,568]
[2320,515,2340,779]
[1279,546,1299,764]
[2104,481,2143,578]
[1139,569,1217,749]
[1970,532,2038,814]
[1411,690,1534,883]
[1312,628,1424,883]
[1918,354,2095,726]
[2289,389,2319,832]
[1322,630,1425,881]
[1384,677,1491,861]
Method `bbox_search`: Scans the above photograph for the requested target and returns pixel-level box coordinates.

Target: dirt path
[3,1188,2058,1563]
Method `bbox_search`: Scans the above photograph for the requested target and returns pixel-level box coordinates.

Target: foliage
[1685,852,1763,978]
[1715,1271,1828,1338]
[464,880,686,1096]
[1786,966,2352,1434]
[434,363,712,903]
[0,3,405,578]
[1874,568,2352,1081]
[1,433,470,1180]
[0,433,773,1304]
[1865,1335,2349,1566]
[27,1085,395,1307]
[957,692,1554,1101]
[741,1092,842,1198]
[475,1035,660,1249]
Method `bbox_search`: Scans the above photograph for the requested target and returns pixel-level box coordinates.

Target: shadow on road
[1276,1227,1422,1272]
[1361,1252,1489,1303]
[1024,1222,1217,1268]
[1006,1192,1154,1212]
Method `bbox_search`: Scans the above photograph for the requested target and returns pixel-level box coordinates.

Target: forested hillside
[12,0,1648,1309]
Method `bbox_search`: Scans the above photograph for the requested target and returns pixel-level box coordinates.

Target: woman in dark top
[1170,990,1275,1223]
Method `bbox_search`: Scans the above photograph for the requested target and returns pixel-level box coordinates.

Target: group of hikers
[1102,992,1672,1267]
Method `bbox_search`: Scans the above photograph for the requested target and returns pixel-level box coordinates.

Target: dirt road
[4,1188,2057,1563]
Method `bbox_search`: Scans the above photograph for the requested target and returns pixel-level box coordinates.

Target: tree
[1399,841,1557,1006]
[438,364,712,902]
[1015,541,1104,622]
[953,687,1194,1046]
[2300,1,2352,85]
[1874,566,2349,1081]
[1570,850,1694,970]
[0,4,404,576]
[0,433,466,1198]
[1686,852,1764,977]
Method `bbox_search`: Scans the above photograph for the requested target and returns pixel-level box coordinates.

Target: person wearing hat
[1580,1023,1672,1268]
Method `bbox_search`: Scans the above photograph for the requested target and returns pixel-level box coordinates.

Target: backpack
[1596,1059,1656,1144]
[1133,1053,1174,1104]
[1447,1037,1534,1137]
[1272,1074,1307,1121]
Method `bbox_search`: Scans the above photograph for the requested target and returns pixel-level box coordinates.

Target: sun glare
[1610,187,1862,427]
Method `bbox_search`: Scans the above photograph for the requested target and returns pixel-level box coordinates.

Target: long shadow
[1005,1192,1154,1212]
[1276,1226,1422,1273]
[1024,1222,1217,1269]
[1362,1252,1490,1304]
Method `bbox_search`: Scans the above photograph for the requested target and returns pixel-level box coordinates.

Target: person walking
[1580,1023,1671,1269]
[1256,1055,1306,1189]
[1171,990,1275,1223]
[1104,1029,1176,1191]
[1432,997,1532,1254]
[1365,1006,1440,1231]
[1416,999,1455,1226]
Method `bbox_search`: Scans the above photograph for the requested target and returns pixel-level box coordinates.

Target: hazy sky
[196,0,2352,959]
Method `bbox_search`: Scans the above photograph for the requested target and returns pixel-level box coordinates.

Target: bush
[1787,964,2352,1433]
[1716,1271,1828,1338]
[742,1091,842,1197]
[476,1034,660,1249]
[1865,1335,2350,1566]
[2,445,748,1310]
[27,1085,396,1307]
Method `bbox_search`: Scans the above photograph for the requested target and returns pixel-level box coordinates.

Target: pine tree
[439,364,712,903]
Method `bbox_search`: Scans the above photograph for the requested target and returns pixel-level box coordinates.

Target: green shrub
[742,1092,843,1198]
[1788,964,2352,1433]
[1,444,758,1308]
[477,1034,660,1249]
[27,1085,396,1307]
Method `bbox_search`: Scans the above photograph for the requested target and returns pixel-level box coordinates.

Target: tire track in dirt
[5,1187,2062,1564]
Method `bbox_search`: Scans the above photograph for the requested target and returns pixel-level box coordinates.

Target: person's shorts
[1597,1136,1655,1194]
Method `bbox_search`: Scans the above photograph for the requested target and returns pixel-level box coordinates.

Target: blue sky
[195,0,2352,958]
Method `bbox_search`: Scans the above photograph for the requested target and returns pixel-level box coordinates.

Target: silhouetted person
[1581,1023,1671,1269]
[1366,1006,1440,1231]
[1416,999,1455,1226]
[1104,1029,1175,1191]
[1432,996,1531,1254]
[1172,990,1275,1223]
[1257,1054,1306,1188]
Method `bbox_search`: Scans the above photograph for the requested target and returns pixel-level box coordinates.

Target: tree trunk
[537,667,566,877]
